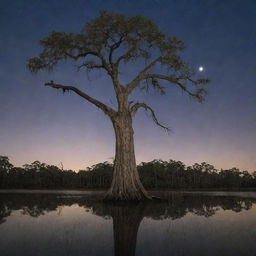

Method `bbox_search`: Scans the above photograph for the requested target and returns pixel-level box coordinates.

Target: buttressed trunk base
[106,115,150,201]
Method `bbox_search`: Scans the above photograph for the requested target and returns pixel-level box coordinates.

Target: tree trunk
[106,113,150,201]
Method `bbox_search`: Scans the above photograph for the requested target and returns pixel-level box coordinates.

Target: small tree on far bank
[28,11,209,200]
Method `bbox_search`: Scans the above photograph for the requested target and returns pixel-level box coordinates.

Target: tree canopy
[28,11,209,129]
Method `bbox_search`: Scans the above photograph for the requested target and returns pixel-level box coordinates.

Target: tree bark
[106,113,150,201]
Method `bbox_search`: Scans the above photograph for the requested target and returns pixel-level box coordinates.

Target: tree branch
[64,50,113,77]
[115,45,136,67]
[126,56,162,94]
[45,81,116,117]
[76,62,105,71]
[131,102,169,131]
[64,51,99,60]
[108,35,124,66]
[145,74,206,102]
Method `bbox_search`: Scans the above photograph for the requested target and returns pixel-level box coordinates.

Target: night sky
[0,0,255,171]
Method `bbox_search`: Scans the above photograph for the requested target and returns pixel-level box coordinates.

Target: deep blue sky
[0,0,256,171]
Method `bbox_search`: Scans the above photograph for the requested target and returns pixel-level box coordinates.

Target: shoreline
[1,189,256,199]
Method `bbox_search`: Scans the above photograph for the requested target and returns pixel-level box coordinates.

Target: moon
[199,66,204,72]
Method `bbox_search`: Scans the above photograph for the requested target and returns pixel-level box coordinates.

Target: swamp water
[0,190,256,256]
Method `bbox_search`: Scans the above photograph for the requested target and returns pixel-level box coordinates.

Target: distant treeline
[0,156,255,189]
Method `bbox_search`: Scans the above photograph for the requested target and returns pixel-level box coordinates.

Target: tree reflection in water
[0,192,255,256]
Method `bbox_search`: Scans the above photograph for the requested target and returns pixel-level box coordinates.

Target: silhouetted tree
[1,156,255,190]
[27,11,209,200]
[0,156,13,188]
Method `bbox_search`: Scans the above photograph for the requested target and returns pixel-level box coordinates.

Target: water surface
[0,191,256,256]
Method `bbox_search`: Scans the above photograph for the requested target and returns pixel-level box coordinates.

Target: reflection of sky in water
[138,207,256,256]
[0,192,256,256]
[1,206,114,256]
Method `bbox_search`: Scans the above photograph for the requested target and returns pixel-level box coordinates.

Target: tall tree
[28,11,209,200]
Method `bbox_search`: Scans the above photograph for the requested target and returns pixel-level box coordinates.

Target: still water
[0,191,256,256]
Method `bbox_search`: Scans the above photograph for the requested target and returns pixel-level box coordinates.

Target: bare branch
[126,56,162,94]
[45,81,116,117]
[63,50,113,77]
[115,45,136,67]
[64,51,99,60]
[141,74,206,102]
[131,102,170,131]
[76,61,105,72]
[108,35,124,66]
